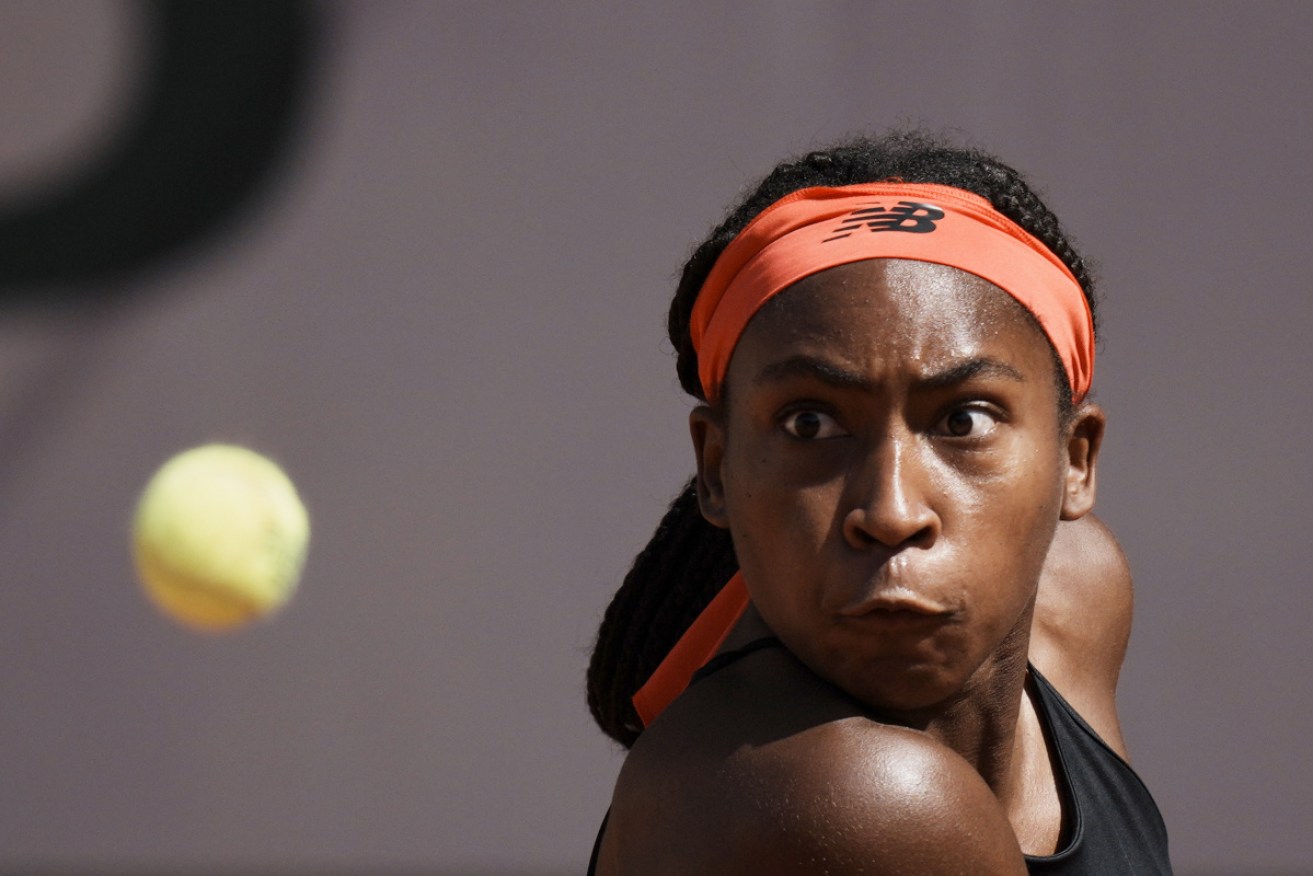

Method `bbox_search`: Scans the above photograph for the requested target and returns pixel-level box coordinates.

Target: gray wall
[0,2,1309,874]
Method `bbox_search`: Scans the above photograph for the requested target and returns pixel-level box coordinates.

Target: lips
[825,550,959,618]
[834,585,956,619]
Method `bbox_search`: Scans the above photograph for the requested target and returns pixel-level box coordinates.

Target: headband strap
[631,571,749,727]
[689,183,1094,404]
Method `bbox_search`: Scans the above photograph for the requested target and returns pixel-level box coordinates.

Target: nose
[842,432,940,551]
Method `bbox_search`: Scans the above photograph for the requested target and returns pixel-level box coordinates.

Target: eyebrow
[752,354,1027,392]
[754,355,875,391]
[915,358,1027,390]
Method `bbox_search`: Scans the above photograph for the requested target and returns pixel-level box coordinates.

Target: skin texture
[597,260,1121,874]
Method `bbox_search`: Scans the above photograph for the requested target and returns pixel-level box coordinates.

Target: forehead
[726,258,1056,388]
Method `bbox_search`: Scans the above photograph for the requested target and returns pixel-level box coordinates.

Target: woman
[587,132,1171,874]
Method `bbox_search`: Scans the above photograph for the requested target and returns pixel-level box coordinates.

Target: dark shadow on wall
[0,0,320,522]
[0,0,319,306]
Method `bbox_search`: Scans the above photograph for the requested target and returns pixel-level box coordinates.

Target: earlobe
[689,405,730,529]
[1060,403,1105,520]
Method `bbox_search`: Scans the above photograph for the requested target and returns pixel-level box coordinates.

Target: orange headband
[689,182,1094,404]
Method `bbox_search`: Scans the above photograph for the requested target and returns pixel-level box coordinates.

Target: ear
[689,405,730,529]
[1060,403,1106,520]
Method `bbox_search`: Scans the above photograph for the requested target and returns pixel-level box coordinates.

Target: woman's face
[693,258,1097,717]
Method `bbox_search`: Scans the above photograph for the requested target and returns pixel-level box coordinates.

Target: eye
[780,409,846,440]
[937,406,999,438]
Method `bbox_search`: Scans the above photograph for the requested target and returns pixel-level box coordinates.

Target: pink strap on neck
[632,572,748,727]
[689,183,1094,404]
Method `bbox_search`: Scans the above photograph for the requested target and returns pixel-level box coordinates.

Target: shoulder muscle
[608,715,1027,875]
[1030,514,1133,753]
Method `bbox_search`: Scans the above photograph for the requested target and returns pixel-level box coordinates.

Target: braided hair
[587,130,1098,747]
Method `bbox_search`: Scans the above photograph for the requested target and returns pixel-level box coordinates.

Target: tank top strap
[690,636,784,685]
[1023,664,1173,873]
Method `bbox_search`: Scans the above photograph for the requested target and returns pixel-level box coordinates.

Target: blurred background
[0,2,1309,874]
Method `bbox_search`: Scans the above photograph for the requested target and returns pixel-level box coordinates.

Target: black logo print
[823,201,944,241]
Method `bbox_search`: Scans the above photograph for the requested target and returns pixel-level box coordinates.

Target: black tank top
[1022,654,1172,873]
[589,638,1172,874]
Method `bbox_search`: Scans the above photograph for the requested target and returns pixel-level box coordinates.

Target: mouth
[835,587,956,620]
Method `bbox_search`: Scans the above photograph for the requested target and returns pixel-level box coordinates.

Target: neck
[726,600,1037,797]
[918,623,1033,796]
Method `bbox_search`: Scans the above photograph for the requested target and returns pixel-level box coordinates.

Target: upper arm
[711,726,1028,875]
[1029,514,1133,753]
[604,721,1027,876]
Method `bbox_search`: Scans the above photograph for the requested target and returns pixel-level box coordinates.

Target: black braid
[586,480,737,747]
[588,130,1099,747]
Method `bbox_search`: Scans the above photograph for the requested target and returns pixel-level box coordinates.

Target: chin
[819,650,976,720]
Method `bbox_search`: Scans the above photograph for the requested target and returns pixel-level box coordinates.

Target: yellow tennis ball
[133,444,309,633]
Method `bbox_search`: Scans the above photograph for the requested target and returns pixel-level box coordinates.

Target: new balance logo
[823,201,944,241]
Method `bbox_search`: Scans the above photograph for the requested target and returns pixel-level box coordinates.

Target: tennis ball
[132,444,309,633]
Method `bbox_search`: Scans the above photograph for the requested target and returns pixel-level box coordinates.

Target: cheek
[721,447,842,585]
[952,462,1062,599]
[724,471,833,559]
[916,432,1066,602]
[939,425,1066,511]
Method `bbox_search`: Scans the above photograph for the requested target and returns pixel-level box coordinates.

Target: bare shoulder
[596,648,1026,875]
[1030,514,1134,755]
